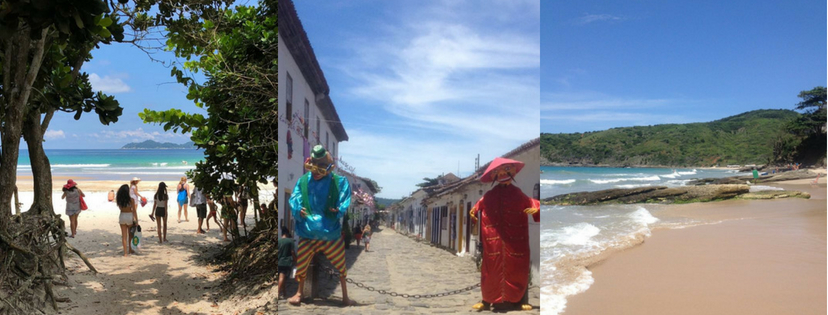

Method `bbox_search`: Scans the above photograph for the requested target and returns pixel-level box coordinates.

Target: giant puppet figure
[287,145,353,306]
[470,157,540,311]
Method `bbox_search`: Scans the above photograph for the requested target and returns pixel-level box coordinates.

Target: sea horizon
[16,149,204,181]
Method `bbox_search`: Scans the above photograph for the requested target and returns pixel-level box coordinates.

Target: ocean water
[17,149,203,181]
[540,166,747,315]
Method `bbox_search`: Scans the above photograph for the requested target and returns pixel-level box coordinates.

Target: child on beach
[151,182,169,243]
[277,227,296,300]
[205,198,221,231]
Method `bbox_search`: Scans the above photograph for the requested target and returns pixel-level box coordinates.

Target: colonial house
[277,0,348,234]
[340,170,379,229]
[403,138,541,284]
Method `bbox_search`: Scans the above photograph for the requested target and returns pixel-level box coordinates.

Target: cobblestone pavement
[276,227,540,314]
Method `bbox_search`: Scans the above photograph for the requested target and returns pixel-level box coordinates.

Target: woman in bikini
[116,185,137,257]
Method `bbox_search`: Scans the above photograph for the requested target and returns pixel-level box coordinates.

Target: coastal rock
[738,190,811,200]
[687,169,818,186]
[543,185,750,206]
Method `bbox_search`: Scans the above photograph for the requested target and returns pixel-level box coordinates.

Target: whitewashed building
[277,0,348,234]
[417,138,541,284]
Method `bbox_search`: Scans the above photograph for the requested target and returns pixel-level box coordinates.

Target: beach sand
[563,180,826,315]
[17,182,277,314]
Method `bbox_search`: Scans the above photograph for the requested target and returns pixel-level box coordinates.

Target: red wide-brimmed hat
[64,179,77,190]
[480,157,525,183]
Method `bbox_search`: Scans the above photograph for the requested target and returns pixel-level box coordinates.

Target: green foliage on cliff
[541,109,800,167]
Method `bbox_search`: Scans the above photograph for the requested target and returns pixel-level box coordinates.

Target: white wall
[278,33,345,234]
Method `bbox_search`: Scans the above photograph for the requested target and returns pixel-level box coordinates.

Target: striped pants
[295,238,347,281]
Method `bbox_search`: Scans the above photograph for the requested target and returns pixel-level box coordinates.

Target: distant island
[121,140,197,150]
[541,109,804,167]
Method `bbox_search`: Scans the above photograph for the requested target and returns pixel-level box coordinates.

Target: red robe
[472,184,540,304]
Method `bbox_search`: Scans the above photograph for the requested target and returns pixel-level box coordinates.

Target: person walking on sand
[61,179,84,238]
[220,195,236,242]
[116,185,137,257]
[151,182,169,243]
[205,198,221,232]
[277,227,296,300]
[193,186,207,234]
[130,178,144,214]
[236,183,250,228]
[362,223,372,252]
[288,145,353,306]
[176,177,190,223]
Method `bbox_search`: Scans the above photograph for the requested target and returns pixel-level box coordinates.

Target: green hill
[121,140,196,149]
[541,109,800,167]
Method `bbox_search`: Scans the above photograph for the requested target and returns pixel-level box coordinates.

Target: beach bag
[189,191,197,207]
[79,195,88,210]
[140,197,148,207]
[130,225,142,251]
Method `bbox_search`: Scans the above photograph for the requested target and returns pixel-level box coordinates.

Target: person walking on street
[362,223,372,252]
[277,227,296,300]
[287,145,353,306]
[192,186,207,234]
[353,224,363,248]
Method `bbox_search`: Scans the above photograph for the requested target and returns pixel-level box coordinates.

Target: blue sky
[542,0,827,133]
[293,0,540,198]
[37,38,204,149]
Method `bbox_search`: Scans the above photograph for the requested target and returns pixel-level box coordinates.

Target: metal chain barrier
[319,265,480,299]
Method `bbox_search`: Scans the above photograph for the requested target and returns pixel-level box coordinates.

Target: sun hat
[132,177,141,182]
[480,157,525,183]
[63,179,77,190]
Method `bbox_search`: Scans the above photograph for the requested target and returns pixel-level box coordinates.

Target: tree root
[0,213,96,314]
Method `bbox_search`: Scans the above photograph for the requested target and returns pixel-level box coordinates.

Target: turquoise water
[17,149,203,181]
[539,166,747,314]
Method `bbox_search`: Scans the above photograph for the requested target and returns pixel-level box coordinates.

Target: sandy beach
[15,181,277,315]
[563,177,827,315]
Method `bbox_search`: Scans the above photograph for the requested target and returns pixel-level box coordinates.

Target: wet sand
[564,182,826,315]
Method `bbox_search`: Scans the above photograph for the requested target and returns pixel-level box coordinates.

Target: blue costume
[289,172,351,241]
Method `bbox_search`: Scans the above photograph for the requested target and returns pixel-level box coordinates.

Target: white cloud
[88,73,131,93]
[541,91,684,111]
[329,1,540,198]
[44,130,65,140]
[340,129,531,199]
[574,14,625,25]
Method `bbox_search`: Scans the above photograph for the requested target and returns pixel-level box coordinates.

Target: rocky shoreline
[542,170,818,206]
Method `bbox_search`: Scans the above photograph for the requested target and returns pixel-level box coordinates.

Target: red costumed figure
[470,157,540,311]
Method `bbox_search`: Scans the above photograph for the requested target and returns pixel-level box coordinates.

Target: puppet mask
[305,145,334,180]
[492,164,516,185]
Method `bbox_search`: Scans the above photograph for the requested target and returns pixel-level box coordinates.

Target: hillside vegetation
[541,109,800,167]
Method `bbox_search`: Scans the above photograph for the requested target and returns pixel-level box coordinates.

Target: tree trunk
[22,111,54,216]
[0,29,49,224]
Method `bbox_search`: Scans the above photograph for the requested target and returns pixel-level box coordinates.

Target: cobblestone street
[276,228,540,314]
